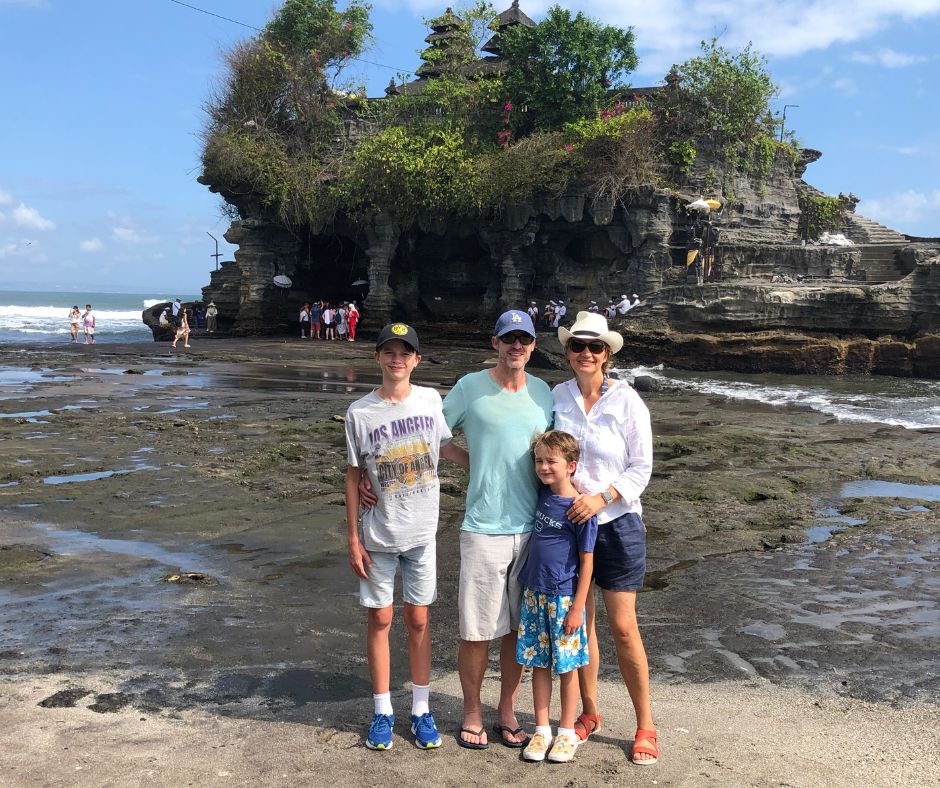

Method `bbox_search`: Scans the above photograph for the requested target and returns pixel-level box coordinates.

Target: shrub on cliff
[662,39,778,149]
[337,125,482,223]
[200,2,795,227]
[201,0,372,219]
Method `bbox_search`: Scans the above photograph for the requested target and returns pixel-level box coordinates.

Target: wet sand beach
[1,337,938,786]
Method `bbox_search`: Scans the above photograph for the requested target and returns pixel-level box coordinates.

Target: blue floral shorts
[516,587,589,674]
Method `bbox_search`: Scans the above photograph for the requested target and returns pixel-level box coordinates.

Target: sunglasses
[567,339,607,354]
[498,332,535,346]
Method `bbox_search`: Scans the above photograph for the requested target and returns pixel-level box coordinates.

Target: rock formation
[190,3,940,378]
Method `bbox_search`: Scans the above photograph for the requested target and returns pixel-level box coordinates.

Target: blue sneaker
[411,711,443,749]
[366,713,394,750]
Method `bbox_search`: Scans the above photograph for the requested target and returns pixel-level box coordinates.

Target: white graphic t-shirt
[345,385,452,552]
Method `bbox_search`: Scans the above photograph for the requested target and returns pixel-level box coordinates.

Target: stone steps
[845,213,909,245]
[855,245,908,282]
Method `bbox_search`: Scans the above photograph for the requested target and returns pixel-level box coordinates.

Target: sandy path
[2,670,937,787]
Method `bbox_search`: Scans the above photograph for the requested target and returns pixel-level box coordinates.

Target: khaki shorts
[458,530,531,641]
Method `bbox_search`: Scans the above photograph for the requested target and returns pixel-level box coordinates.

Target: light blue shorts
[516,587,589,674]
[360,542,437,609]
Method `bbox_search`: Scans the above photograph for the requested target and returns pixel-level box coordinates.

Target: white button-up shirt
[552,378,653,524]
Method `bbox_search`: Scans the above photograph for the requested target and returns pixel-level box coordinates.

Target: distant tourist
[322,304,335,340]
[310,300,322,339]
[527,301,539,323]
[631,293,641,307]
[82,304,96,345]
[347,302,359,341]
[299,303,311,338]
[587,300,600,314]
[206,301,218,332]
[543,301,555,328]
[604,299,617,319]
[68,305,81,343]
[552,300,567,328]
[344,322,458,751]
[171,297,182,327]
[172,308,191,349]
[337,304,348,341]
[615,294,632,315]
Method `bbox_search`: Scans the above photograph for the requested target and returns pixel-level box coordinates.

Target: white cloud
[79,238,103,252]
[831,77,857,95]
[112,225,158,244]
[13,202,55,231]
[0,189,12,206]
[849,48,931,68]
[859,189,940,227]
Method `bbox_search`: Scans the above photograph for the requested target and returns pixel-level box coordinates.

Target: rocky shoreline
[1,337,938,785]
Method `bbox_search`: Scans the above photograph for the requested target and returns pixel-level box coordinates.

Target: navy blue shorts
[593,513,646,592]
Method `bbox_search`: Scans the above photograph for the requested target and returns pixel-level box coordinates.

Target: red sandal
[574,712,602,742]
[631,728,659,765]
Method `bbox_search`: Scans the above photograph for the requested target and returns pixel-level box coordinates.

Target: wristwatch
[601,489,615,505]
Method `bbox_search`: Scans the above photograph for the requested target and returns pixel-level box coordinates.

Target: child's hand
[358,472,377,509]
[563,606,583,635]
[348,540,372,579]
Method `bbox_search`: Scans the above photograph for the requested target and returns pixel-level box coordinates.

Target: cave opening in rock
[387,231,490,322]
[296,232,369,304]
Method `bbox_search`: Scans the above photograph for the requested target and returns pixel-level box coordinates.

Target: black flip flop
[457,726,489,750]
[492,723,530,748]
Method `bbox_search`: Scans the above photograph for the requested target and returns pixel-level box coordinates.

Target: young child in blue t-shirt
[516,430,598,763]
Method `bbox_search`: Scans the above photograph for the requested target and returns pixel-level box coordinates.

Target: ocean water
[0,289,197,344]
[2,289,938,430]
[624,364,940,430]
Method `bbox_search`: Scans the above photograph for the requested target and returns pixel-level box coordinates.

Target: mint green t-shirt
[443,370,553,535]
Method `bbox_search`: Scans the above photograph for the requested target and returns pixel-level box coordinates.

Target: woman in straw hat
[552,310,658,766]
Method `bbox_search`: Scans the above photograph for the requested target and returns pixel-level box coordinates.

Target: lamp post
[207,231,222,271]
[780,104,799,142]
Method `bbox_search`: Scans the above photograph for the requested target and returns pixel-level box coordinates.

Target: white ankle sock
[373,692,393,716]
[557,726,576,740]
[411,683,430,716]
[535,725,553,746]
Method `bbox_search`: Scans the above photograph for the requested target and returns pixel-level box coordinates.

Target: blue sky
[1,0,938,294]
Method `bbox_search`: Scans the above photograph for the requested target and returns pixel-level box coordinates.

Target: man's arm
[440,440,469,469]
[345,465,371,579]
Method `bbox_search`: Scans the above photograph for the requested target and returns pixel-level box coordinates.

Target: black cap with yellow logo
[375,322,420,353]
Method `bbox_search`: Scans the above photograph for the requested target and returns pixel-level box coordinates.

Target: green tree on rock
[499,5,638,134]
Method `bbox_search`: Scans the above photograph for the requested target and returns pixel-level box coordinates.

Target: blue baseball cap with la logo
[494,309,536,338]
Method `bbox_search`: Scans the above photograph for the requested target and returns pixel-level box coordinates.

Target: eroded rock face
[616,256,940,377]
[194,144,939,378]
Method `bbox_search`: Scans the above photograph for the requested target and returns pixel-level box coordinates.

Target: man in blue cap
[442,309,553,750]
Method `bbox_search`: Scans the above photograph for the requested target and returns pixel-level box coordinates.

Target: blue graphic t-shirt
[518,487,598,595]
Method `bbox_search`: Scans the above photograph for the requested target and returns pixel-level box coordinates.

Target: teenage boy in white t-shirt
[345,323,463,752]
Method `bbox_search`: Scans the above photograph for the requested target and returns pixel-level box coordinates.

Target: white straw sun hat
[558,311,623,354]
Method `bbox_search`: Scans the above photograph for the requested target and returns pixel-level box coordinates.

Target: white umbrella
[688,198,711,212]
[273,275,292,288]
